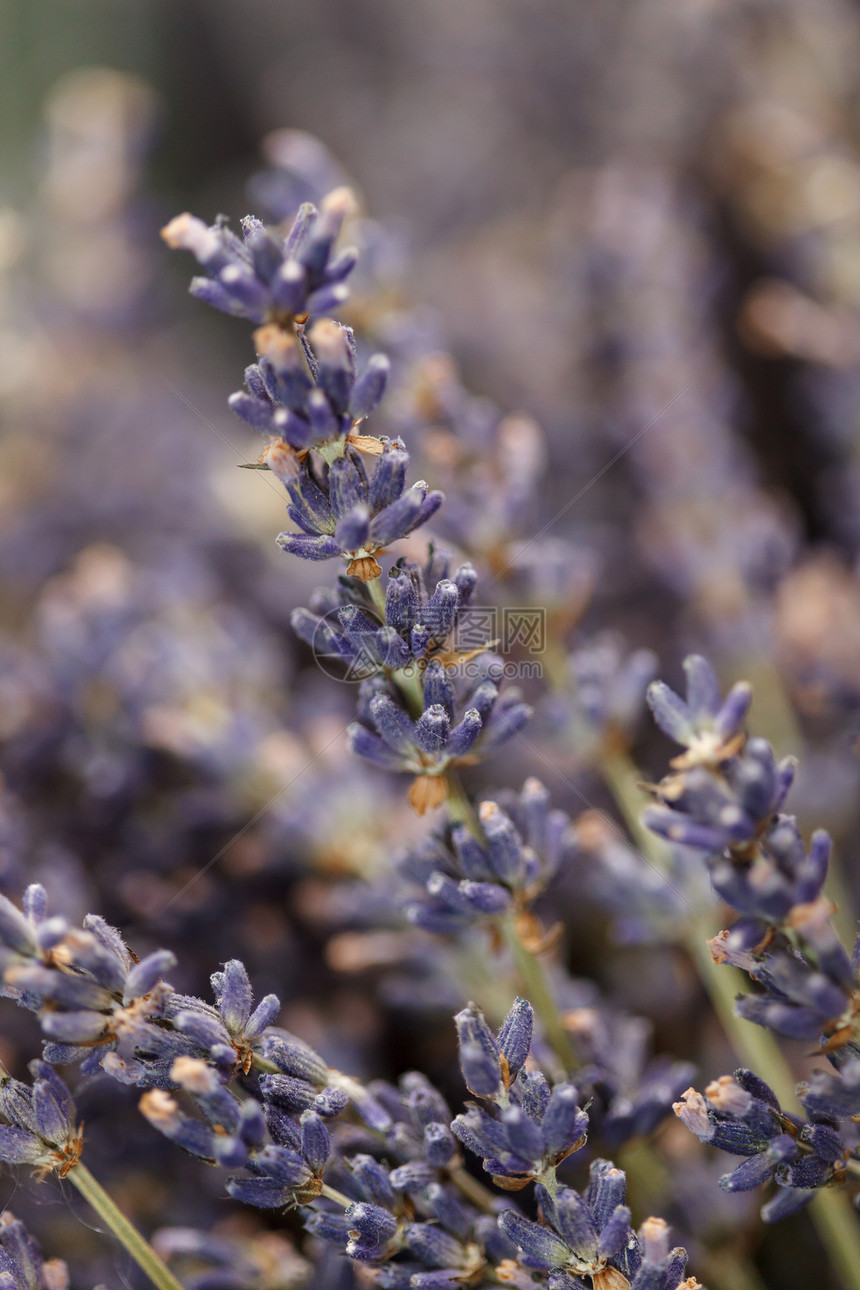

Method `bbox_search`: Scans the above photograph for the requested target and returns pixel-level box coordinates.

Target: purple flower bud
[350,354,390,422]
[225,1176,292,1209]
[497,1211,570,1270]
[415,1124,452,1172]
[345,1202,397,1245]
[456,1035,501,1097]
[402,1224,466,1270]
[497,998,533,1078]
[541,1084,588,1161]
[123,951,176,1005]
[300,1109,330,1172]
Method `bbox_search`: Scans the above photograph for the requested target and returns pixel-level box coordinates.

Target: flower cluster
[163,183,534,822]
[499,1162,699,1290]
[0,1063,82,1180]
[566,635,658,750]
[274,438,443,580]
[0,884,277,1086]
[231,318,390,456]
[292,549,478,681]
[451,1001,588,1189]
[161,189,358,326]
[19,42,860,1285]
[0,1212,70,1290]
[645,655,860,1216]
[348,658,531,813]
[0,167,712,1290]
[674,1071,854,1222]
[399,780,573,931]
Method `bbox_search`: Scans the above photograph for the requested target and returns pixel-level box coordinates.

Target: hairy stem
[68,1163,184,1290]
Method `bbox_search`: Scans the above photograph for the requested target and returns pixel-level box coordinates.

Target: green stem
[367,575,387,620]
[320,1182,353,1207]
[600,745,669,864]
[809,1188,860,1290]
[252,1053,279,1074]
[446,769,484,839]
[499,913,577,1075]
[449,1165,499,1214]
[68,1163,184,1290]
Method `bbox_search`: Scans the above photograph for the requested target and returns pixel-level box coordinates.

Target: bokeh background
[2,2,860,1287]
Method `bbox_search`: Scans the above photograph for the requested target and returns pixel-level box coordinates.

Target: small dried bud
[409,774,448,815]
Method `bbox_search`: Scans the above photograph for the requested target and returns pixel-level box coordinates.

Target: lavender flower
[0,1212,70,1290]
[230,318,389,456]
[568,635,658,747]
[674,1072,854,1222]
[292,549,477,681]
[646,655,752,771]
[347,659,531,813]
[643,736,795,857]
[451,1001,588,1187]
[0,1063,81,1179]
[161,189,357,326]
[399,780,572,931]
[499,1162,696,1289]
[562,1006,695,1146]
[275,439,443,581]
[0,885,283,1088]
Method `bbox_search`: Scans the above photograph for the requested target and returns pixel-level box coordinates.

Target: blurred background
[2,1,860,1287]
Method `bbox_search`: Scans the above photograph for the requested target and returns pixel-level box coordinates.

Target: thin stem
[600,745,669,865]
[320,1182,353,1208]
[449,1165,499,1214]
[252,1053,279,1074]
[367,575,387,620]
[537,1165,558,1200]
[67,1163,184,1290]
[391,663,426,719]
[499,913,577,1075]
[809,1188,860,1290]
[446,769,484,839]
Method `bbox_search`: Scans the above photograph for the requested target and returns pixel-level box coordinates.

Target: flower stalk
[67,1163,185,1290]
